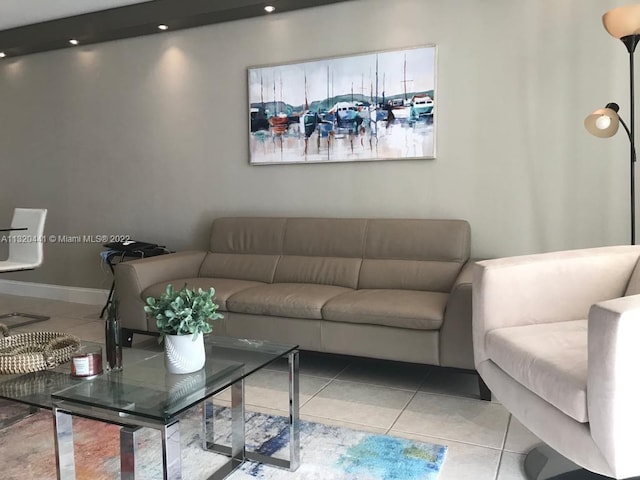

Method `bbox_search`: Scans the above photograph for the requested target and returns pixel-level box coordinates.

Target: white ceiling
[0,0,151,30]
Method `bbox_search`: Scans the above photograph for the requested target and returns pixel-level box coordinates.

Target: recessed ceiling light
[0,52,5,58]
[264,5,276,13]
[69,39,79,46]
[158,24,169,31]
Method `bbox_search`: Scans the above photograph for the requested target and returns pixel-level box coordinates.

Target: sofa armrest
[114,251,207,331]
[440,261,476,369]
[588,294,640,479]
[453,259,476,288]
[472,246,640,367]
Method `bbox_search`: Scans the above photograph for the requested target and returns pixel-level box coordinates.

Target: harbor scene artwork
[248,45,436,165]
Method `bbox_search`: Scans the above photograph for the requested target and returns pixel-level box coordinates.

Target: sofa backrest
[359,219,470,292]
[199,217,283,283]
[275,218,366,288]
[200,217,470,292]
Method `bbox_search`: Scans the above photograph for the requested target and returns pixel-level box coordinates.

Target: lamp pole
[621,35,639,245]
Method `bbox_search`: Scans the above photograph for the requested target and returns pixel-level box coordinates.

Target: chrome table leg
[120,425,142,480]
[202,381,245,479]
[230,378,245,468]
[244,349,300,471]
[53,407,76,480]
[161,421,181,480]
[288,349,300,471]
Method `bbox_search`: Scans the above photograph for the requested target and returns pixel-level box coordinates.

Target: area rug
[0,405,447,479]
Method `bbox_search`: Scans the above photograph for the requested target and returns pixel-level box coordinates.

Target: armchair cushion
[486,319,588,422]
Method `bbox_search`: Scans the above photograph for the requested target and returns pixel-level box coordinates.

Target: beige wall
[0,0,631,289]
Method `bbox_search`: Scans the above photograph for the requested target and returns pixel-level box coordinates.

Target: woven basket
[0,324,81,374]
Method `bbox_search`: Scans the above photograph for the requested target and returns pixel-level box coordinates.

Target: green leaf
[144,282,223,337]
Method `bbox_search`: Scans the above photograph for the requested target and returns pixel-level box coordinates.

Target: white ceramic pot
[164,332,205,374]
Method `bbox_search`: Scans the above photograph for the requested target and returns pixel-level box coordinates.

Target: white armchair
[473,246,640,479]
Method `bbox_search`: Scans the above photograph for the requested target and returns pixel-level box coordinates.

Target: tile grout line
[390,430,506,453]
[387,369,436,435]
[384,369,432,435]
[493,414,513,480]
[297,360,427,432]
[299,364,433,395]
[298,358,355,410]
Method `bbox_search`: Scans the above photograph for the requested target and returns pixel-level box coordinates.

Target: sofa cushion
[227,283,352,319]
[322,289,448,330]
[486,320,588,422]
[142,277,265,312]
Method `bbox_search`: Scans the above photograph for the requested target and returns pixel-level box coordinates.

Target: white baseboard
[0,280,109,305]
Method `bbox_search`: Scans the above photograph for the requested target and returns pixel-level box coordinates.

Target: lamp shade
[603,4,640,38]
[584,107,620,138]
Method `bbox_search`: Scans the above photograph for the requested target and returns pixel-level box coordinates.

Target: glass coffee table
[44,336,299,480]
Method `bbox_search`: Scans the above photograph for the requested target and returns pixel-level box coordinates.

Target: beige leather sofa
[473,246,640,478]
[116,217,480,389]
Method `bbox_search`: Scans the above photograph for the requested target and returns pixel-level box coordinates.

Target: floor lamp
[584,4,640,245]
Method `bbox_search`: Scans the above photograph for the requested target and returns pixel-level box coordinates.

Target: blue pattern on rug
[337,435,445,480]
[0,405,447,479]
[221,409,448,480]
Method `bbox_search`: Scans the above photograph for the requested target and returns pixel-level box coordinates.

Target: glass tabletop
[50,335,297,423]
[0,341,102,409]
[0,370,83,410]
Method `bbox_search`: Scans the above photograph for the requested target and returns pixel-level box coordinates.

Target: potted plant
[144,284,223,374]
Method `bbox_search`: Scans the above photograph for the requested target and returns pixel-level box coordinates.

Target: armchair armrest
[588,294,640,479]
[114,251,207,331]
[473,246,640,366]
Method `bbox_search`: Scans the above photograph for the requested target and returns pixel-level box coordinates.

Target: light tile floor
[0,293,541,480]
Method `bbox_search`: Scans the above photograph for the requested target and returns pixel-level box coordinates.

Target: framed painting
[248,45,436,165]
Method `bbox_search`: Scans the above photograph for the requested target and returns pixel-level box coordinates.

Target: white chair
[473,246,640,479]
[0,208,49,323]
